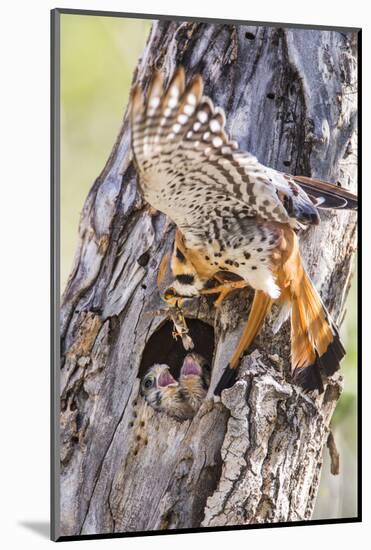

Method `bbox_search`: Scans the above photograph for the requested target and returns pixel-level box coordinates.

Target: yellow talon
[200,280,249,307]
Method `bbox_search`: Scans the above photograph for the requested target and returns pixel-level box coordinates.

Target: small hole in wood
[245,32,255,40]
[137,251,150,267]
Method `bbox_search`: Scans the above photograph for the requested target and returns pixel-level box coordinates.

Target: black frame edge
[356,27,362,523]
[53,7,361,33]
[56,516,361,542]
[51,7,61,543]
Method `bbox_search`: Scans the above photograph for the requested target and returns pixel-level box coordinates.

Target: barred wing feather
[130,68,298,237]
[130,67,339,241]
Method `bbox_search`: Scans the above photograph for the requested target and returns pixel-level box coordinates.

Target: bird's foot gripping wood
[200,279,249,307]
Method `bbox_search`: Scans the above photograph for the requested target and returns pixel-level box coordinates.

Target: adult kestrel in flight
[131,67,357,395]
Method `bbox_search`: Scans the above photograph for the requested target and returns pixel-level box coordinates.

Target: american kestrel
[141,355,210,420]
[140,364,193,420]
[131,67,357,395]
[179,353,211,414]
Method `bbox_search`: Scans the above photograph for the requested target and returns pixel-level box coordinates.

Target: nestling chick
[140,364,194,421]
[179,353,211,415]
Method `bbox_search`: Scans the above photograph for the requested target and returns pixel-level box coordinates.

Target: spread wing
[130,67,354,244]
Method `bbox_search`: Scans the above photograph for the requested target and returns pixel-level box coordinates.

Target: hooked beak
[163,287,184,308]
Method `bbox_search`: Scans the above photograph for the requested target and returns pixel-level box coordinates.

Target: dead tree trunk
[59,21,358,536]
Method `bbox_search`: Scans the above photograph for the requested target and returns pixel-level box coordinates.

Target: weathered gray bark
[59,21,358,536]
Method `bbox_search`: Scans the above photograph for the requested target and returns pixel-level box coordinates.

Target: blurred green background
[60,14,358,520]
[61,14,150,288]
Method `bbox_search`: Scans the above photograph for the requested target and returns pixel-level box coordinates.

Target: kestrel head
[179,353,211,413]
[141,364,177,404]
[140,364,194,420]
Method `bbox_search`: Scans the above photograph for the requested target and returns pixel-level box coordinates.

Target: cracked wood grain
[59,21,358,536]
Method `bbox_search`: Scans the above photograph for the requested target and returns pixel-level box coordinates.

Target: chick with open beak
[179,353,211,415]
[140,364,194,421]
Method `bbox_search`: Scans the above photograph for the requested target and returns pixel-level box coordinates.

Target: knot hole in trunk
[139,318,215,379]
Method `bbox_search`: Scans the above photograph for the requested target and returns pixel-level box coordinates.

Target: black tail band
[214,365,238,396]
[318,332,346,376]
[293,333,346,393]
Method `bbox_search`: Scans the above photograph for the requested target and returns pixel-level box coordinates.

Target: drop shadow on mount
[18,521,50,539]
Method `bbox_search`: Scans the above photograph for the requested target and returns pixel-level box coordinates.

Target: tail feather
[317,332,346,376]
[293,363,324,393]
[291,267,345,393]
[214,365,237,396]
[292,175,358,211]
[214,290,272,395]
